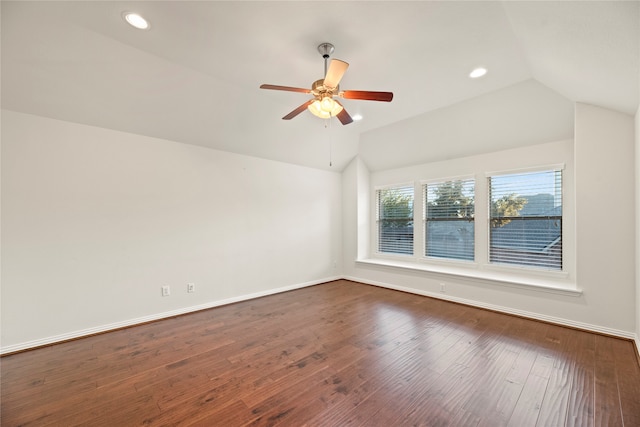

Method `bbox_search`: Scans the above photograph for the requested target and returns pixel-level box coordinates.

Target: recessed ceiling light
[469,67,487,79]
[123,12,150,30]
[352,114,363,121]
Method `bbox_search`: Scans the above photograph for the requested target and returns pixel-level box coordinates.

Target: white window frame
[367,159,574,292]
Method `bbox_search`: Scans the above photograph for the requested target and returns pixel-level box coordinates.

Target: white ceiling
[2,1,638,171]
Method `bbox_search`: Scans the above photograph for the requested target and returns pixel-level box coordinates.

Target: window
[376,185,414,255]
[488,169,562,270]
[424,179,474,261]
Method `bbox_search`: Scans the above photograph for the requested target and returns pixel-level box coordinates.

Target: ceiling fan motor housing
[311,79,338,97]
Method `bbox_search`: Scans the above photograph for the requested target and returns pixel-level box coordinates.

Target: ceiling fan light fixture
[320,96,336,112]
[308,97,343,119]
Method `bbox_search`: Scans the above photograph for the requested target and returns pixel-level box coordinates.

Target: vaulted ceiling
[2,1,638,171]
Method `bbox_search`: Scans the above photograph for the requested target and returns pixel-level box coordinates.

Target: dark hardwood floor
[2,280,639,426]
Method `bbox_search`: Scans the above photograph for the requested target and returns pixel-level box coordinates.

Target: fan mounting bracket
[317,43,335,59]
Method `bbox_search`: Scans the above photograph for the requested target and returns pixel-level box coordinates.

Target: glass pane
[426,180,475,219]
[379,221,414,254]
[490,170,562,218]
[490,218,561,269]
[425,179,474,261]
[489,170,562,270]
[378,186,414,255]
[426,221,474,260]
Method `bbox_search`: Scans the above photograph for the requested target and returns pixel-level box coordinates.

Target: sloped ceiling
[360,79,576,171]
[1,1,638,171]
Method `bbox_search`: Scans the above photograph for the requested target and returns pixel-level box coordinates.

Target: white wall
[574,103,636,333]
[344,103,636,337]
[636,104,640,352]
[342,157,371,264]
[1,111,343,352]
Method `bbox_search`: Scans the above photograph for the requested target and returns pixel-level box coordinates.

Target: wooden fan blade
[341,90,393,102]
[323,59,349,90]
[260,84,311,94]
[282,100,314,120]
[334,101,353,125]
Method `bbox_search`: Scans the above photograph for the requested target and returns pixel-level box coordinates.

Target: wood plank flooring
[2,280,639,426]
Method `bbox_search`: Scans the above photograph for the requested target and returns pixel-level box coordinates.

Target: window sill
[355,258,582,296]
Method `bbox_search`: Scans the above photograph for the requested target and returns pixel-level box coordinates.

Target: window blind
[424,179,475,261]
[489,169,562,270]
[377,186,414,255]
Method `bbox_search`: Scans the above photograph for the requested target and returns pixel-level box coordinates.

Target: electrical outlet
[161,285,170,297]
[187,282,195,293]
[440,283,446,293]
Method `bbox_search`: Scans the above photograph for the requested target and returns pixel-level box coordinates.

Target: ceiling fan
[260,43,393,125]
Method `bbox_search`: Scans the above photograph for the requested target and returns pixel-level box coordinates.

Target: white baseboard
[0,276,340,355]
[2,275,635,355]
[344,275,637,341]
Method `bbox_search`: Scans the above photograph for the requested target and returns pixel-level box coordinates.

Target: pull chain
[325,118,333,167]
